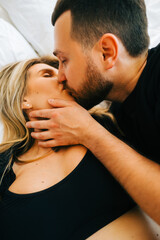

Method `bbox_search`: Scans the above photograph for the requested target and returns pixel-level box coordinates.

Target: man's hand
[26,99,96,148]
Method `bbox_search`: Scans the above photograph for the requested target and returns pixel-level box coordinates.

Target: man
[26,0,160,224]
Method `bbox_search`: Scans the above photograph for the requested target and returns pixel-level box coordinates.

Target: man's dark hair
[52,0,150,57]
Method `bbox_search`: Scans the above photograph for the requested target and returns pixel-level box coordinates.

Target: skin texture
[26,11,160,224]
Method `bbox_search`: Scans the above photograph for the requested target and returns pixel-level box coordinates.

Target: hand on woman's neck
[18,139,53,162]
[29,128,52,156]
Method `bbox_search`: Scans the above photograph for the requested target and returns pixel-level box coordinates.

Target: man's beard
[65,58,113,109]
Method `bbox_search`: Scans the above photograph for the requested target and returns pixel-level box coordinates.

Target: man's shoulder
[138,43,160,89]
[148,43,160,65]
[149,43,160,52]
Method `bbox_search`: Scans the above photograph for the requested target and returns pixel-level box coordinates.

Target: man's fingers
[26,120,53,129]
[48,98,76,108]
[31,130,52,140]
[29,109,56,119]
[38,140,60,148]
[29,99,76,119]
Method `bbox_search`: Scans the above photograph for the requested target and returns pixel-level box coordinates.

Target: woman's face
[23,63,74,113]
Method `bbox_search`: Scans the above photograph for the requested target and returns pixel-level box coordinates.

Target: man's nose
[58,69,67,84]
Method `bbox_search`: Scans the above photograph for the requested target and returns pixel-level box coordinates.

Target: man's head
[52,0,149,107]
[52,0,149,56]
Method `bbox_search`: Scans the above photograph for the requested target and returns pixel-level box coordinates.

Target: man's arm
[84,120,160,224]
[27,99,160,224]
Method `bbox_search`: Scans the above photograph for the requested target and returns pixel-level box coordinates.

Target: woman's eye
[43,73,51,77]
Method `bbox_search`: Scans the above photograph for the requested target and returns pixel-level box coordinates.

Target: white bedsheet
[145,0,160,47]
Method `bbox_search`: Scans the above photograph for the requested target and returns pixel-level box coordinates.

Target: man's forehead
[53,11,84,57]
[53,50,65,57]
[53,12,72,56]
[53,48,70,58]
[54,11,71,35]
[55,10,71,27]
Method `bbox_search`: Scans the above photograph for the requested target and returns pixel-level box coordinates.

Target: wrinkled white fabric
[145,0,160,47]
[0,19,38,69]
[0,0,57,56]
[0,4,12,24]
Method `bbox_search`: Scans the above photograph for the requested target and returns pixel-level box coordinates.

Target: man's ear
[21,99,32,110]
[99,33,119,69]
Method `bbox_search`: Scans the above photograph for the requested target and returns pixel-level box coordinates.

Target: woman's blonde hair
[0,56,59,181]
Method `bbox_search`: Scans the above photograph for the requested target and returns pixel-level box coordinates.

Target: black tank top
[0,150,135,240]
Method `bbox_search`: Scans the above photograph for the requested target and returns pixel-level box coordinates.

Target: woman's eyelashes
[43,73,52,77]
[42,70,55,78]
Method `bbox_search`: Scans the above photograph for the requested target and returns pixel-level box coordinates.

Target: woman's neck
[18,140,53,161]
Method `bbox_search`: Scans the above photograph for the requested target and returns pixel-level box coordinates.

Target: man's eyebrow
[53,50,64,57]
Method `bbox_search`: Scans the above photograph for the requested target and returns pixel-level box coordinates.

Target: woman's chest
[9,160,65,194]
[9,147,86,194]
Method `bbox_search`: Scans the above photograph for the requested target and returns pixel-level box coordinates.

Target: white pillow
[145,0,160,48]
[0,18,38,141]
[0,4,12,24]
[0,0,57,56]
[0,18,38,69]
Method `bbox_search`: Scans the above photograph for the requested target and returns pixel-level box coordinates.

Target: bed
[0,0,159,233]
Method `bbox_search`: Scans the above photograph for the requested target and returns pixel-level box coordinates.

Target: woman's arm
[87,207,160,240]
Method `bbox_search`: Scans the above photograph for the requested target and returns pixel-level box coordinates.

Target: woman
[0,56,157,240]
